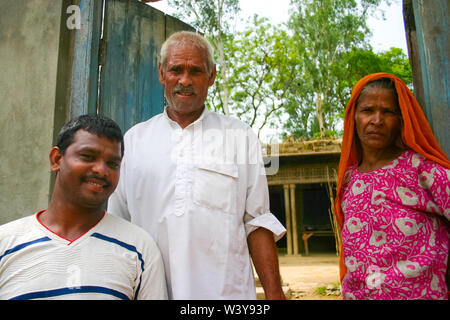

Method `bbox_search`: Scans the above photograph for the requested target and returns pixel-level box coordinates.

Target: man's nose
[92,160,108,176]
[178,70,192,86]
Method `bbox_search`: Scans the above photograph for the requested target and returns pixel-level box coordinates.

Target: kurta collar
[163,105,210,129]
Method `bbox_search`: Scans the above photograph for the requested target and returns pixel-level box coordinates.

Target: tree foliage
[167,0,240,115]
[335,47,413,117]
[165,0,412,142]
[283,45,412,140]
[215,16,298,138]
[285,0,389,139]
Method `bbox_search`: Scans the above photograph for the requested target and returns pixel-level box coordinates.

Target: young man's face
[50,129,122,210]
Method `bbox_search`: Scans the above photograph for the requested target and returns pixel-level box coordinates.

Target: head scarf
[334,72,450,281]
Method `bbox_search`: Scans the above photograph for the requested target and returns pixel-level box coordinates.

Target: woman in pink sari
[335,73,450,300]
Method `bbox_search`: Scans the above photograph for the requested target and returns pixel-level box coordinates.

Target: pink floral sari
[341,150,450,299]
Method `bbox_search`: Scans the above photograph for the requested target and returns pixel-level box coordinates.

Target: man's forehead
[167,45,207,60]
[72,129,102,142]
[71,130,121,154]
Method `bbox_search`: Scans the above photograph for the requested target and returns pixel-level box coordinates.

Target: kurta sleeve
[243,128,286,242]
[107,137,131,221]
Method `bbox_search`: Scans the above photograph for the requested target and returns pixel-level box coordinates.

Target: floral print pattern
[341,150,450,300]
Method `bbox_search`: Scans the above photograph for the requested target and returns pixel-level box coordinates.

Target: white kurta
[108,107,286,299]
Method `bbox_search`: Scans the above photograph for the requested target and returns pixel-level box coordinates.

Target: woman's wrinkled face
[354,88,402,153]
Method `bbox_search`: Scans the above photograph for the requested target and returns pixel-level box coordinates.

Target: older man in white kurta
[108,107,285,299]
[108,31,286,299]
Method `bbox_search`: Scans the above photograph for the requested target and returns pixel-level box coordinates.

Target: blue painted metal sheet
[99,0,166,133]
[70,0,195,133]
[69,0,102,117]
[164,11,195,38]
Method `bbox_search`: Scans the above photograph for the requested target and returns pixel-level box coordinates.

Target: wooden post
[283,184,292,255]
[297,184,305,254]
[290,184,299,255]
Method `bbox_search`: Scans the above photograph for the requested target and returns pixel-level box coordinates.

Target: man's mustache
[173,85,196,95]
[81,175,111,187]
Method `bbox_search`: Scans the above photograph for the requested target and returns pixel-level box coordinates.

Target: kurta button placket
[173,127,193,217]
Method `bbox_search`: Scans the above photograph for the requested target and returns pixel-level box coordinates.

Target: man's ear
[49,147,62,173]
[158,62,165,85]
[208,64,217,87]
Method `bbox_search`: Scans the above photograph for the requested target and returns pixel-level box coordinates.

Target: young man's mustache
[81,175,111,187]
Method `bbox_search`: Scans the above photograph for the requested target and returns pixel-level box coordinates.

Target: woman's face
[354,88,402,154]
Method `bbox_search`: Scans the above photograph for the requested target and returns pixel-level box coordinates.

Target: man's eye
[80,154,94,161]
[108,161,120,169]
[169,66,182,72]
[191,67,203,73]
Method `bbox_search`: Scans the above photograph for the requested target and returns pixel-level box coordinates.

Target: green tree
[336,47,413,116]
[167,0,410,142]
[283,46,412,139]
[286,0,387,138]
[219,16,299,138]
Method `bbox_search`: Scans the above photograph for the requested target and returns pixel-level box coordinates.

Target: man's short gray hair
[159,31,215,75]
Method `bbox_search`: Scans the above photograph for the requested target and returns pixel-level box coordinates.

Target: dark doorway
[302,183,332,231]
[269,185,286,249]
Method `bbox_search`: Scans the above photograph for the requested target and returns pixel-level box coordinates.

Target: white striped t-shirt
[0,212,167,300]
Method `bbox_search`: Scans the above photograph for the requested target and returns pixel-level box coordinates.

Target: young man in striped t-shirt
[0,115,167,300]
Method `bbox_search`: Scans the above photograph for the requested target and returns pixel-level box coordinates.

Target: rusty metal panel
[408,0,450,156]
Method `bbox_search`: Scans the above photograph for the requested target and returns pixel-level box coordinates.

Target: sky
[148,0,408,54]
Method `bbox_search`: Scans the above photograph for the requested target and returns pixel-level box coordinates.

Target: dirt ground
[278,253,342,300]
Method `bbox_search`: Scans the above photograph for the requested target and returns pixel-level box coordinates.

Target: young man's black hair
[56,114,124,157]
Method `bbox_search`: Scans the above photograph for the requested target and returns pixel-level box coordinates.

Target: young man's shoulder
[0,215,43,257]
[0,215,36,238]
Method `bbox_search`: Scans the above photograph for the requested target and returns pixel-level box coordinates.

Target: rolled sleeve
[243,128,286,242]
[244,212,286,242]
